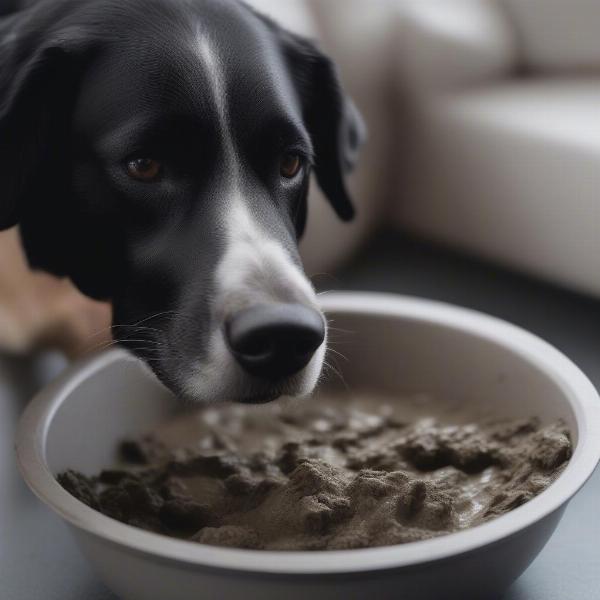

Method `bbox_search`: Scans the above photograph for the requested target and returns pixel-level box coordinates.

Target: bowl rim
[15,291,600,575]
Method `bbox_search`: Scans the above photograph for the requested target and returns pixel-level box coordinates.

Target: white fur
[182,34,325,402]
[195,34,240,188]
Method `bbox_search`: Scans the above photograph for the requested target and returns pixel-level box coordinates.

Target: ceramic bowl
[16,292,600,600]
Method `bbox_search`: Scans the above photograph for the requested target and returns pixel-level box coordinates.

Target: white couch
[246,1,600,297]
[389,0,600,297]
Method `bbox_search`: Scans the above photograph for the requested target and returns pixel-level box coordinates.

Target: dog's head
[0,0,364,403]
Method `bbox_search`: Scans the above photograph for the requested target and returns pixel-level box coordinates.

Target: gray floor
[2,232,599,600]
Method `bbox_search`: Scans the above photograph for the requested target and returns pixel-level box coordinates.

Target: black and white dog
[0,0,364,404]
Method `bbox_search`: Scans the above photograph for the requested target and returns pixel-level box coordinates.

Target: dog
[0,0,364,403]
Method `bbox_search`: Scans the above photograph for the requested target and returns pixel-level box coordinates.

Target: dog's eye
[280,153,303,179]
[126,158,162,182]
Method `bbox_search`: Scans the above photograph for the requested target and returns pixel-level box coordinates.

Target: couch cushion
[442,78,600,150]
[502,0,600,72]
[394,78,600,296]
[393,0,516,93]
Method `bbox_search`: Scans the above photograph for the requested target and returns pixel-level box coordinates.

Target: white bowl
[16,292,600,600]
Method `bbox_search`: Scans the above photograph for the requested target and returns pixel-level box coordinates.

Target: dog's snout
[225,303,325,380]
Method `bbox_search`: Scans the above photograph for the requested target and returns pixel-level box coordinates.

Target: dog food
[58,393,571,550]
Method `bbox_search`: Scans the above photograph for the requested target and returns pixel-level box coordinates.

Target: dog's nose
[225,303,325,380]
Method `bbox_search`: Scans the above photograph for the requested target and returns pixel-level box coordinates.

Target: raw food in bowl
[58,390,572,550]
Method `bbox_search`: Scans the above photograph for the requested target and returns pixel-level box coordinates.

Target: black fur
[0,0,364,399]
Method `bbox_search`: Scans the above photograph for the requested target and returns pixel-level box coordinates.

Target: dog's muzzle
[225,303,325,380]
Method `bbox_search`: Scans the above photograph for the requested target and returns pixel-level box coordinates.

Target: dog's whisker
[324,338,355,346]
[325,319,355,334]
[128,311,180,327]
[127,348,164,355]
[326,346,349,362]
[117,341,166,348]
[326,326,355,334]
[320,361,343,388]
[83,334,167,356]
[322,358,350,392]
[110,325,163,333]
[88,340,119,352]
[108,335,166,345]
[79,323,166,349]
[128,311,202,327]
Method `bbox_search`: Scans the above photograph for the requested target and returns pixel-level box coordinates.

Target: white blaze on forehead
[195,32,240,188]
[194,32,316,311]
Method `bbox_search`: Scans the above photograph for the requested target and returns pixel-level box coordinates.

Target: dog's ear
[290,37,365,222]
[0,3,98,282]
[265,19,366,222]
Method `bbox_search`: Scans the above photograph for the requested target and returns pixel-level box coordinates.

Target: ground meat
[58,392,571,550]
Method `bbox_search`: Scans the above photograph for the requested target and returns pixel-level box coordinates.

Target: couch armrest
[393,0,517,95]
